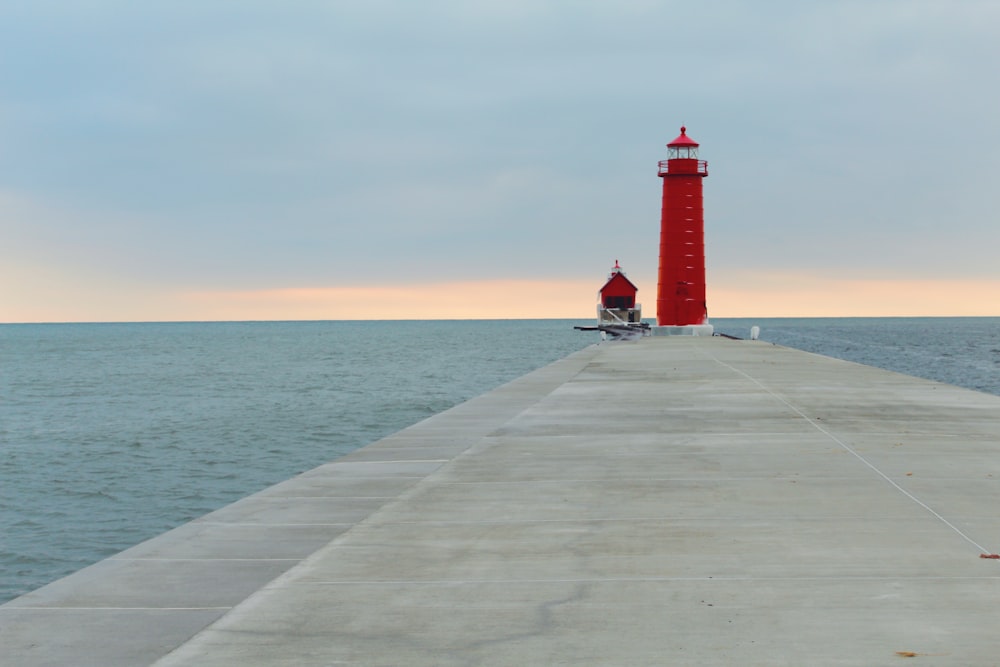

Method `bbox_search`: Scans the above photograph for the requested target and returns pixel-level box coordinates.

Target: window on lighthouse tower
[668,145,698,159]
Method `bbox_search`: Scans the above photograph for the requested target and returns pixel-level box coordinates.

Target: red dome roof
[667,126,699,148]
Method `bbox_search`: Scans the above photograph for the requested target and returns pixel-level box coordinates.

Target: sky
[2,0,999,322]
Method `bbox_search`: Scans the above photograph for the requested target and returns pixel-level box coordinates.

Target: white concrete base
[649,323,715,336]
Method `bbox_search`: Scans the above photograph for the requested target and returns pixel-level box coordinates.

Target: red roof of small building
[667,126,699,148]
[599,269,638,296]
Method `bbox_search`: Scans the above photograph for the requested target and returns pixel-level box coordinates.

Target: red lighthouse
[656,126,710,330]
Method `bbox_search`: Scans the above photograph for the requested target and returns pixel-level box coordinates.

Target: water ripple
[0,319,594,602]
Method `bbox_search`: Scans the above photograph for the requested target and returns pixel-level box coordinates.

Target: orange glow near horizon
[3,268,999,323]
[707,273,1000,318]
[180,280,600,321]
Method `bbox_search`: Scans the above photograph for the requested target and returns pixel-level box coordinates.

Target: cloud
[1,1,999,321]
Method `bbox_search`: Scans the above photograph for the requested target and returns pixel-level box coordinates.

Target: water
[1,317,998,603]
[0,319,593,603]
[712,317,1000,396]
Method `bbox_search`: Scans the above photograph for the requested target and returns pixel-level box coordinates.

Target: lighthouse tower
[654,126,713,335]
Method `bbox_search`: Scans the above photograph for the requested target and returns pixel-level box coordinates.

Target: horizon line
[4,314,998,326]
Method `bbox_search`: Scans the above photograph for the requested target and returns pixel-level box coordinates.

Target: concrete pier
[4,336,1000,665]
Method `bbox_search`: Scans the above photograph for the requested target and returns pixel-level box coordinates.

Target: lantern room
[658,126,708,176]
[667,126,699,158]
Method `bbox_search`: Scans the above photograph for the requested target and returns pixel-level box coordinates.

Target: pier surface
[4,337,1000,665]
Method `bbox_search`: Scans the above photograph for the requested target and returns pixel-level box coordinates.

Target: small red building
[597,260,641,324]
